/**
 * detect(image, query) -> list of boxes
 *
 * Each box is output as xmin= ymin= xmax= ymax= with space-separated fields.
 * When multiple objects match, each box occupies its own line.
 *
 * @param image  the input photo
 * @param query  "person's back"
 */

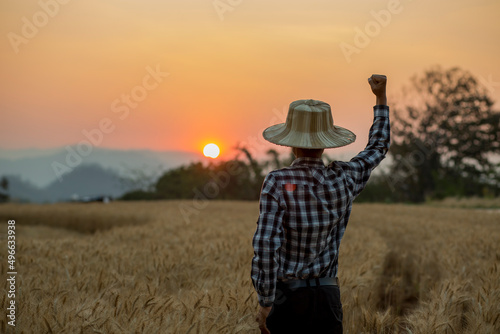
xmin=252 ymin=75 xmax=390 ymax=334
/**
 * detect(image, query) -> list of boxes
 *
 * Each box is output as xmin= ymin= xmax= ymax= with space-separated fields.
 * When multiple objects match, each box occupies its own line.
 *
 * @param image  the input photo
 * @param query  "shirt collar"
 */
xmin=290 ymin=157 xmax=325 ymax=168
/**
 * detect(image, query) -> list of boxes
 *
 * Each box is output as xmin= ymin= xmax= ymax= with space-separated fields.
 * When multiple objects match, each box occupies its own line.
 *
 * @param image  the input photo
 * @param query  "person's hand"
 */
xmin=368 ymin=74 xmax=387 ymax=96
xmin=256 ymin=305 xmax=272 ymax=334
xmin=368 ymin=74 xmax=387 ymax=105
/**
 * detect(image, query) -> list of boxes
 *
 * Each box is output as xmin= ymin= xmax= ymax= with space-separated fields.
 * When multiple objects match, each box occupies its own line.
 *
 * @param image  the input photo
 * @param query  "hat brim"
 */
xmin=263 ymin=123 xmax=356 ymax=149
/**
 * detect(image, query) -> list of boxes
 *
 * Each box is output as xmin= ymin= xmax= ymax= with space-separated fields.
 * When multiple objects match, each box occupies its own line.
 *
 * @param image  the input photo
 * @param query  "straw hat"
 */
xmin=263 ymin=99 xmax=356 ymax=149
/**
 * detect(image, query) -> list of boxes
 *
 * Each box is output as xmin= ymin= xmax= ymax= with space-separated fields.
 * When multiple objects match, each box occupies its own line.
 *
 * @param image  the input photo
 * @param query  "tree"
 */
xmin=264 ymin=148 xmax=295 ymax=171
xmin=153 ymin=158 xmax=260 ymax=201
xmin=155 ymin=162 xmax=212 ymax=199
xmin=119 ymin=165 xmax=164 ymax=193
xmin=127 ymin=147 xmax=291 ymax=201
xmin=0 ymin=176 xmax=9 ymax=203
xmin=388 ymin=66 xmax=500 ymax=201
xmin=1 ymin=177 xmax=8 ymax=191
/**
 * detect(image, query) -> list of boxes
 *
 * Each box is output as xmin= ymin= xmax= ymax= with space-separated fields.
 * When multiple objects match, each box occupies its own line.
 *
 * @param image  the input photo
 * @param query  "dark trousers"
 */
xmin=266 ymin=281 xmax=343 ymax=334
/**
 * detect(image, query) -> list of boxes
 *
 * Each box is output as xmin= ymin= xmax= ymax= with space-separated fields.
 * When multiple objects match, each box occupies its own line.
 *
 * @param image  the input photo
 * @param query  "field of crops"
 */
xmin=0 ymin=200 xmax=499 ymax=333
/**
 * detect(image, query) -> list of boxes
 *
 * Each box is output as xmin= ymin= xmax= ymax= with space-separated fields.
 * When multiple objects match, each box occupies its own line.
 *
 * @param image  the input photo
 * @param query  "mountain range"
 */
xmin=0 ymin=147 xmax=204 ymax=203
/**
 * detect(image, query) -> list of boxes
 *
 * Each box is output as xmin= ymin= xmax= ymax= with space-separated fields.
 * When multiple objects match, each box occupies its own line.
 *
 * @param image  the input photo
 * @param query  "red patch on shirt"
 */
xmin=284 ymin=183 xmax=297 ymax=192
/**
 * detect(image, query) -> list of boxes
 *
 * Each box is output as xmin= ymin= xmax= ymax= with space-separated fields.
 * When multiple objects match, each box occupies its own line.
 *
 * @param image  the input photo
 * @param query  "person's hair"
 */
xmin=293 ymin=147 xmax=324 ymax=158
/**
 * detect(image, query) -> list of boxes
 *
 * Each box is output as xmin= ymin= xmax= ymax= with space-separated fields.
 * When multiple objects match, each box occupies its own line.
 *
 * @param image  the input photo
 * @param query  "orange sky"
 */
xmin=1 ymin=0 xmax=499 ymax=160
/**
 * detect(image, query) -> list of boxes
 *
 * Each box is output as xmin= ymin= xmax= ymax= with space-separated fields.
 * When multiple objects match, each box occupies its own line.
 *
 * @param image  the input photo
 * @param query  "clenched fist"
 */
xmin=368 ymin=74 xmax=387 ymax=105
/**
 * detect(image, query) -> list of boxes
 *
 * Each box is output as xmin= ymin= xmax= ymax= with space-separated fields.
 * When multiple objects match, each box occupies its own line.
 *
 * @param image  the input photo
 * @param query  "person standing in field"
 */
xmin=251 ymin=74 xmax=390 ymax=333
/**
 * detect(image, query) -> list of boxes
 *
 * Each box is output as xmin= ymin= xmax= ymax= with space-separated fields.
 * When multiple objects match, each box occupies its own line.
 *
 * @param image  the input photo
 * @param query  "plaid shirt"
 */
xmin=251 ymin=105 xmax=390 ymax=307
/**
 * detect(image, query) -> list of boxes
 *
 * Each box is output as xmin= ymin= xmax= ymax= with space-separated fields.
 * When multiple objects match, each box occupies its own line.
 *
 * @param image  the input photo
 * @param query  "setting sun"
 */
xmin=203 ymin=143 xmax=220 ymax=159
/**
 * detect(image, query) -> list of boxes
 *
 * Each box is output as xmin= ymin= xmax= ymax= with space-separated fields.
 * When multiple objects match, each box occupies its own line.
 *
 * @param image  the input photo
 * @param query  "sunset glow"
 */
xmin=1 ymin=0 xmax=499 ymax=159
xmin=203 ymin=143 xmax=220 ymax=159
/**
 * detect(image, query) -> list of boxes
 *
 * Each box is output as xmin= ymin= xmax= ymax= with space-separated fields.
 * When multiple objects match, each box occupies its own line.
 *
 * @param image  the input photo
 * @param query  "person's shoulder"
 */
xmin=265 ymin=167 xmax=288 ymax=181
xmin=264 ymin=165 xmax=304 ymax=185
xmin=327 ymin=160 xmax=351 ymax=170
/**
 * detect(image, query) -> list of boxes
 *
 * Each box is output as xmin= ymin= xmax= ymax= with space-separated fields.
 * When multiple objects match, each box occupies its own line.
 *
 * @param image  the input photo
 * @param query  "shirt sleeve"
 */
xmin=336 ymin=105 xmax=390 ymax=197
xmin=251 ymin=173 xmax=284 ymax=307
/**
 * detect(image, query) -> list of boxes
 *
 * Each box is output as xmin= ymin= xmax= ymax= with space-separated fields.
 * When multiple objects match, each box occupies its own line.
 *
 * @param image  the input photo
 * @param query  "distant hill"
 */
xmin=44 ymin=164 xmax=129 ymax=203
xmin=3 ymin=164 xmax=132 ymax=203
xmin=0 ymin=146 xmax=204 ymax=188
xmin=0 ymin=146 xmax=205 ymax=203
xmin=0 ymin=175 xmax=45 ymax=203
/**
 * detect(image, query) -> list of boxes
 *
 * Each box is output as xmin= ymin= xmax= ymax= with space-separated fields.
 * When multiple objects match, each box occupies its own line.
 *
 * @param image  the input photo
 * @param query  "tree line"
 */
xmin=121 ymin=66 xmax=500 ymax=203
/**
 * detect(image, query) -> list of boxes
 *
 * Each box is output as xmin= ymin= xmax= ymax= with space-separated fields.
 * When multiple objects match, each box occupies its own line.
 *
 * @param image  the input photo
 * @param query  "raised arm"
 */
xmin=334 ymin=74 xmax=390 ymax=196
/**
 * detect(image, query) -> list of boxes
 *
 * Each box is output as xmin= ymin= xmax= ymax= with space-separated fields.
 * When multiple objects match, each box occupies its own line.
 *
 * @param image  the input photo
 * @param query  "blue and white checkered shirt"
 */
xmin=251 ymin=105 xmax=390 ymax=307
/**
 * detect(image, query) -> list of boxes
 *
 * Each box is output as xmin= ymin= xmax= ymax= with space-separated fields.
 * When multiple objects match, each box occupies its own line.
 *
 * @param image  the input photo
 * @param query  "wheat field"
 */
xmin=0 ymin=200 xmax=499 ymax=333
